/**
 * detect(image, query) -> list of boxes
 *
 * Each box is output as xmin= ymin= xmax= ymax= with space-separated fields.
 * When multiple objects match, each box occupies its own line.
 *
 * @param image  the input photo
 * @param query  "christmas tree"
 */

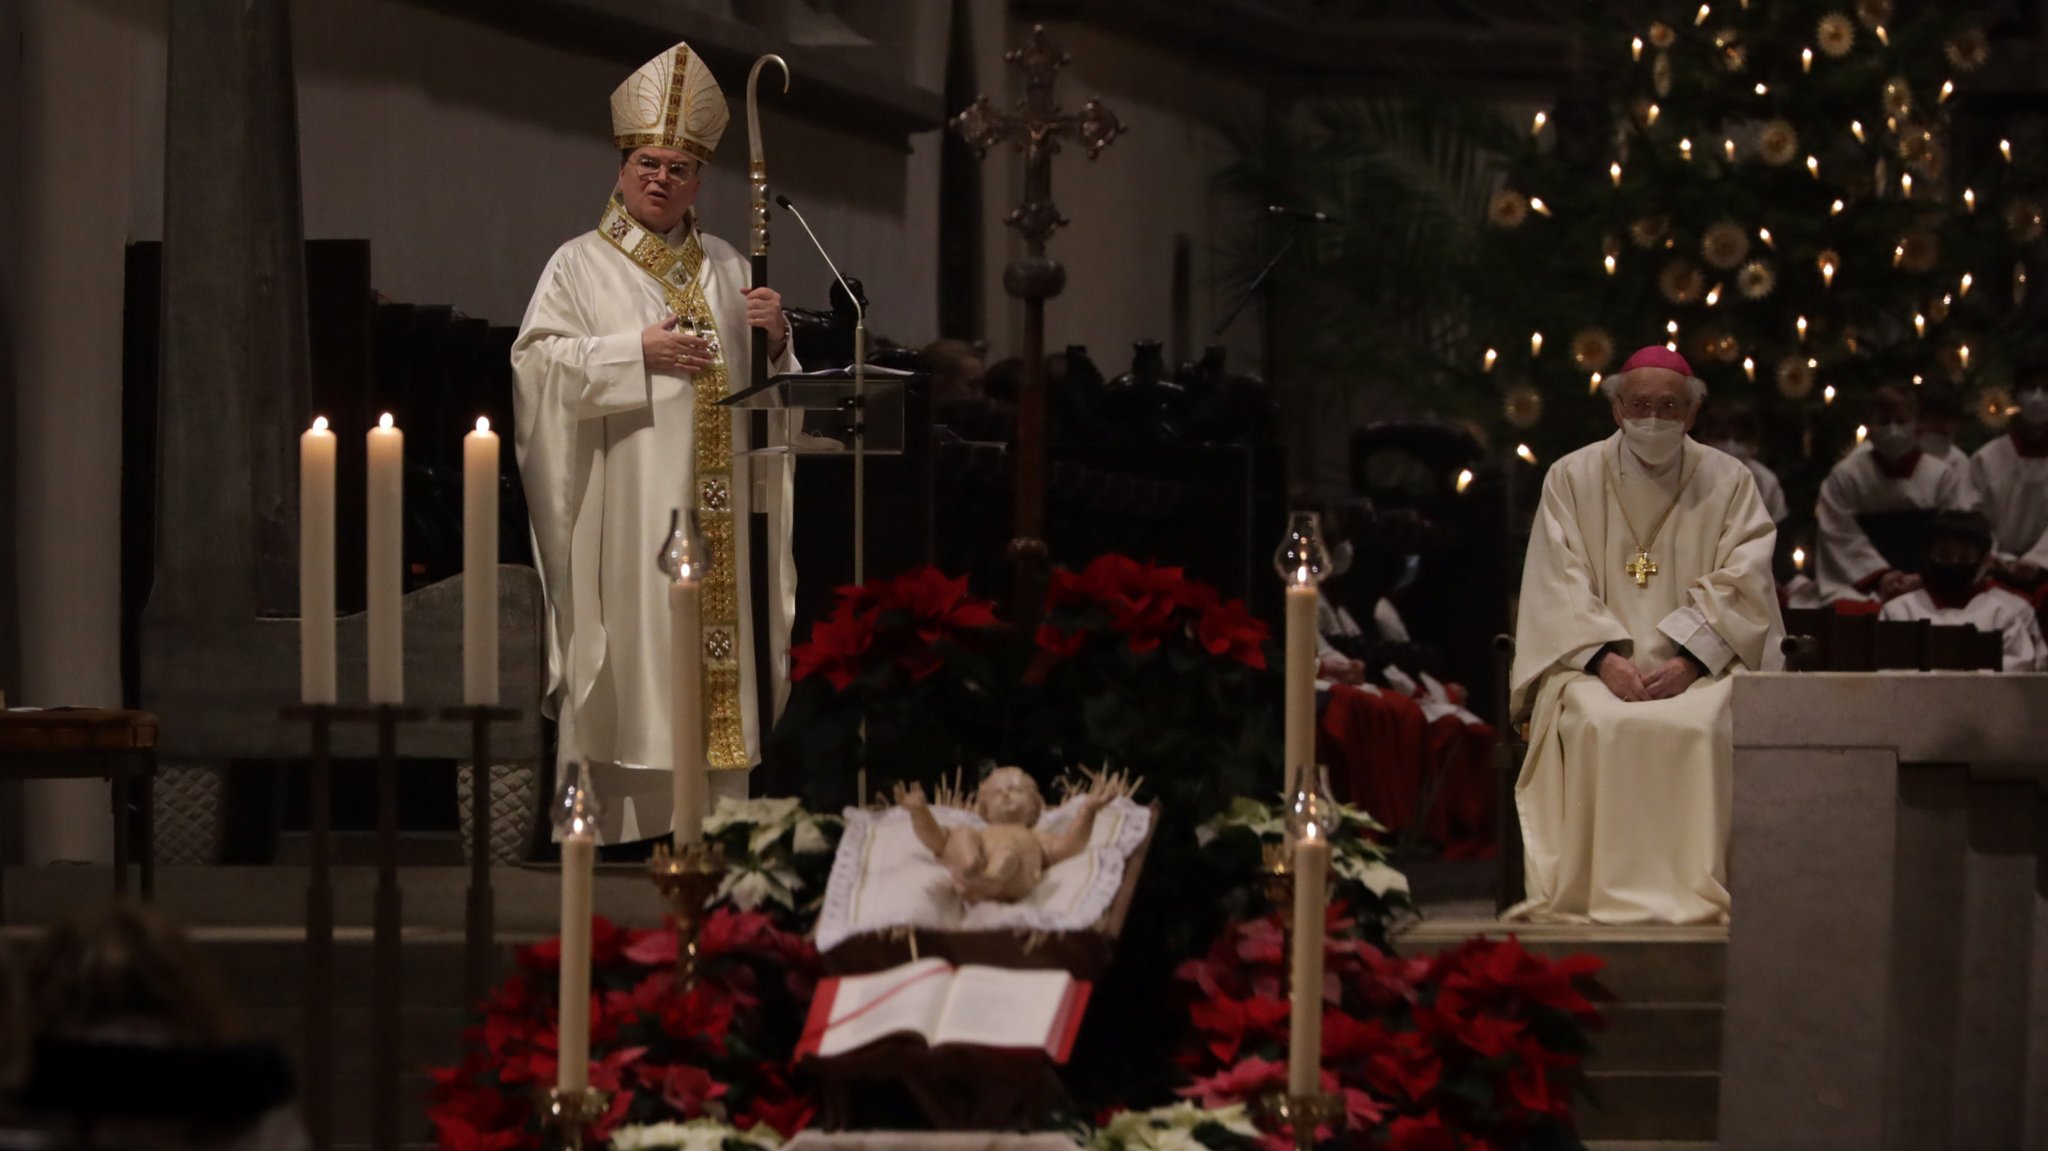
xmin=1471 ymin=0 xmax=2038 ymax=532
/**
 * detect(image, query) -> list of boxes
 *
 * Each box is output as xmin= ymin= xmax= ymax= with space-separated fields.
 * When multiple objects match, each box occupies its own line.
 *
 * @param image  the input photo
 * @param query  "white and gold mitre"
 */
xmin=610 ymin=42 xmax=729 ymax=159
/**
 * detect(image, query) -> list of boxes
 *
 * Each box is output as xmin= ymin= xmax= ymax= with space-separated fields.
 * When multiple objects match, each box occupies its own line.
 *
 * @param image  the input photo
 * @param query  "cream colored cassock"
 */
xmin=1509 ymin=435 xmax=1783 ymax=925
xmin=1879 ymin=586 xmax=2048 ymax=671
xmin=1969 ymin=433 xmax=2048 ymax=568
xmin=512 ymin=223 xmax=798 ymax=841
xmin=1815 ymin=445 xmax=1965 ymax=604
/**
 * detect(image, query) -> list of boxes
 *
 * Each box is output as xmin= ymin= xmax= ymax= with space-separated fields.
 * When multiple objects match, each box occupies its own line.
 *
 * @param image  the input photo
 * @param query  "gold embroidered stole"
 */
xmin=597 ymin=196 xmax=748 ymax=770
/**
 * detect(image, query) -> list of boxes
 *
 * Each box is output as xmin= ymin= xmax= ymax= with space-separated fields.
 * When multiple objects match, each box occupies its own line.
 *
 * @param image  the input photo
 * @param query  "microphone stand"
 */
xmin=1212 ymin=218 xmax=1312 ymax=339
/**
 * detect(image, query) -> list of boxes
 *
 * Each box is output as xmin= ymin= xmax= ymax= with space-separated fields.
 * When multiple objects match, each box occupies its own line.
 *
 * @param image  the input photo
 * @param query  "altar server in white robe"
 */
xmin=512 ymin=42 xmax=799 ymax=841
xmin=1510 ymin=347 xmax=1782 ymax=925
xmin=1969 ymin=367 xmax=2048 ymax=586
xmin=1917 ymin=383 xmax=1980 ymax=510
xmin=1879 ymin=511 xmax=2048 ymax=671
xmin=1815 ymin=384 xmax=1966 ymax=605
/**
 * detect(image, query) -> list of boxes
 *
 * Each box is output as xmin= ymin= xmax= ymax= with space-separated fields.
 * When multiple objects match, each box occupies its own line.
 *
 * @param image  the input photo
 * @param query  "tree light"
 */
xmin=1755 ymin=82 xmax=1768 ymax=96
xmin=1797 ymin=315 xmax=1808 ymax=341
xmin=1610 ymin=161 xmax=1623 ymax=187
xmin=1802 ymin=47 xmax=1814 ymax=73
xmin=1456 ymin=468 xmax=1475 ymax=493
xmin=1680 ymin=138 xmax=1693 ymax=161
xmin=1530 ymin=331 xmax=1545 ymax=356
xmin=1961 ymin=272 xmax=1974 ymax=297
xmin=1823 ymin=384 xmax=1837 ymax=404
xmin=1738 ymin=357 xmax=1754 ymax=380
xmin=1724 ymin=138 xmax=1736 ymax=161
xmin=1695 ymin=3 xmax=1711 ymax=25
xmin=1831 ymin=199 xmax=1846 ymax=216
xmin=1901 ymin=172 xmax=1913 ymax=198
xmin=1807 ymin=155 xmax=1820 ymax=179
xmin=2002 ymin=139 xmax=2014 ymax=164
xmin=1759 ymin=227 xmax=1775 ymax=249
xmin=1875 ymin=25 xmax=1888 ymax=45
xmin=1913 ymin=374 xmax=1924 ymax=386
xmin=1517 ymin=443 xmax=1539 ymax=464
xmin=1851 ymin=120 xmax=1865 ymax=143
xmin=1793 ymin=545 xmax=1806 ymax=571
xmin=1856 ymin=424 xmax=1868 ymax=444
xmin=1483 ymin=348 xmax=1498 ymax=372
xmin=1532 ymin=110 xmax=1548 ymax=136
xmin=1632 ymin=36 xmax=1644 ymax=61
xmin=1529 ymin=196 xmax=1552 ymax=216
xmin=1706 ymin=283 xmax=1723 ymax=306
xmin=1940 ymin=79 xmax=1955 ymax=104
xmin=1915 ymin=313 xmax=1926 ymax=337
xmin=1959 ymin=344 xmax=1971 ymax=369
xmin=1647 ymin=103 xmax=1662 ymax=126
xmin=1667 ymin=319 xmax=1680 ymax=336
xmin=1822 ymin=260 xmax=1836 ymax=288
xmin=1964 ymin=188 xmax=1977 ymax=212
xmin=1605 ymin=254 xmax=1618 ymax=276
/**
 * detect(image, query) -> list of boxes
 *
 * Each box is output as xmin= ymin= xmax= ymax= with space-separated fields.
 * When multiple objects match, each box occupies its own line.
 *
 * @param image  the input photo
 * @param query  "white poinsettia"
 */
xmin=1336 ymin=853 xmax=1411 ymax=898
xmin=1089 ymin=1102 xmax=1259 ymax=1151
xmin=609 ymin=1119 xmax=781 ymax=1151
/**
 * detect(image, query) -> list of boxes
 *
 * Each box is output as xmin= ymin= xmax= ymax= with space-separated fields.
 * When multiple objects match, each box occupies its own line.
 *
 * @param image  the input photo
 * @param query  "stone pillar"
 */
xmin=2026 ymin=789 xmax=2048 ymax=1151
xmin=1951 ymin=780 xmax=2039 ymax=1149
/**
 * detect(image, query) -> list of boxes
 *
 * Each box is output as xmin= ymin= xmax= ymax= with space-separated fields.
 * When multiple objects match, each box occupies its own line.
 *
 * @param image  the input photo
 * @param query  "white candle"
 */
xmin=463 ymin=418 xmax=500 ymax=705
xmin=557 ymin=812 xmax=595 ymax=1092
xmin=1288 ymin=826 xmax=1331 ymax=1096
xmin=670 ymin=574 xmax=705 ymax=845
xmin=300 ymin=417 xmax=337 ymax=704
xmin=1283 ymin=582 xmax=1318 ymax=798
xmin=366 ymin=414 xmax=405 ymax=702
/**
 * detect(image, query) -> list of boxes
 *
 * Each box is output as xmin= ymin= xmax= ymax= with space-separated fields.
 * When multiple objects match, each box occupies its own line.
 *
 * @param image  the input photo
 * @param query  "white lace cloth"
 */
xmin=814 ymin=796 xmax=1153 ymax=955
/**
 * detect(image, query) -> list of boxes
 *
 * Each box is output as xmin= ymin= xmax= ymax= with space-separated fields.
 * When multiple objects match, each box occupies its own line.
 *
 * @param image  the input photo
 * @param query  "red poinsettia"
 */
xmin=1038 ymin=553 xmax=1268 ymax=666
xmin=790 ymin=566 xmax=999 ymax=691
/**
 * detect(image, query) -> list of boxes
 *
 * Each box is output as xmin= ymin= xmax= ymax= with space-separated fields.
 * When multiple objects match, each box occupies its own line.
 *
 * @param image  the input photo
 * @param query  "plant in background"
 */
xmin=1197 ymin=795 xmax=1414 ymax=950
xmin=702 ymin=797 xmax=842 ymax=928
xmin=1086 ymin=1101 xmax=1265 ymax=1151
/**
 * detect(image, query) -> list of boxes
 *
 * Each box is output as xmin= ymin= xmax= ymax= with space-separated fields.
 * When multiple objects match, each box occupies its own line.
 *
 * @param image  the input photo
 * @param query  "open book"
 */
xmin=796 ymin=958 xmax=1091 ymax=1063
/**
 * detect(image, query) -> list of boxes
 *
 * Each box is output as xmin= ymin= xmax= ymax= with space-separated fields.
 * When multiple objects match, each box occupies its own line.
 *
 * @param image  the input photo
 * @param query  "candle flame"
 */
xmin=1802 ymin=47 xmax=1813 ymax=72
xmin=312 ymin=415 xmax=329 ymax=433
xmin=1529 ymin=196 xmax=1550 ymax=216
xmin=1667 ymin=319 xmax=1680 ymax=335
xmin=378 ymin=412 xmax=394 ymax=430
xmin=1901 ymin=173 xmax=1913 ymax=197
xmin=1516 ymin=444 xmax=1537 ymax=465
xmin=1632 ymin=36 xmax=1644 ymax=61
xmin=1874 ymin=24 xmax=1887 ymax=45
xmin=1532 ymin=110 xmax=1547 ymax=135
xmin=1793 ymin=545 xmax=1806 ymax=570
xmin=1483 ymin=348 xmax=1498 ymax=372
xmin=1823 ymin=383 xmax=1836 ymax=405
xmin=1831 ymin=199 xmax=1845 ymax=216
xmin=1589 ymin=372 xmax=1603 ymax=393
xmin=1694 ymin=3 xmax=1709 ymax=24
xmin=1455 ymin=468 xmax=1475 ymax=493
xmin=1647 ymin=103 xmax=1661 ymax=126
xmin=1915 ymin=313 xmax=1926 ymax=336
xmin=1530 ymin=331 xmax=1544 ymax=355
xmin=476 ymin=416 xmax=491 ymax=433
xmin=1856 ymin=424 xmax=1868 ymax=444
xmin=1680 ymin=138 xmax=1693 ymax=160
xmin=1724 ymin=138 xmax=1736 ymax=161
xmin=1913 ymin=374 xmax=1924 ymax=386
xmin=1940 ymin=79 xmax=1954 ymax=103
xmin=1610 ymin=162 xmax=1623 ymax=186
xmin=1807 ymin=155 xmax=1820 ymax=178
xmin=1759 ymin=228 xmax=1775 ymax=248
xmin=2002 ymin=139 xmax=2014 ymax=163
xmin=1965 ymin=188 xmax=1976 ymax=212
xmin=1706 ymin=283 xmax=1722 ymax=306
xmin=1294 ymin=563 xmax=1311 ymax=587
xmin=1797 ymin=316 xmax=1808 ymax=339
xmin=1605 ymin=254 xmax=1618 ymax=276
xmin=1755 ymin=82 xmax=1768 ymax=96
xmin=1961 ymin=272 xmax=1974 ymax=296
xmin=1743 ymin=357 xmax=1755 ymax=380
xmin=1851 ymin=120 xmax=1865 ymax=143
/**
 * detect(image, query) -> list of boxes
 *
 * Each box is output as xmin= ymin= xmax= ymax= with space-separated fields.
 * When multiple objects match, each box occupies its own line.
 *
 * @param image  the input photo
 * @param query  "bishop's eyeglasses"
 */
xmin=1617 ymin=396 xmax=1689 ymax=419
xmin=632 ymin=155 xmax=699 ymax=183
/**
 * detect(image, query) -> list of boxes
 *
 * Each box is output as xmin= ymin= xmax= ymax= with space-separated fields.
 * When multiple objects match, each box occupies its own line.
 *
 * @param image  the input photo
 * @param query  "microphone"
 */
xmin=775 ymin=193 xmax=871 ymax=582
xmin=776 ymin=194 xmax=863 ymax=330
xmin=1267 ymin=204 xmax=1341 ymax=224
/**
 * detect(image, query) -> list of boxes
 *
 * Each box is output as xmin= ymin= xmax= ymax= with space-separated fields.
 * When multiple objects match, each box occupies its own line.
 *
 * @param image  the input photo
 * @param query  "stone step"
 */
xmin=1595 ymin=1004 xmax=1722 ymax=1075
xmin=1578 ymin=1072 xmax=1719 ymax=1142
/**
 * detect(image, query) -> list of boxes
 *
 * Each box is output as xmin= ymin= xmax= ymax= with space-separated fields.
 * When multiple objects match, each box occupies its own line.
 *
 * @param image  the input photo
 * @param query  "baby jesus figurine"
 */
xmin=894 ymin=768 xmax=1112 ymax=904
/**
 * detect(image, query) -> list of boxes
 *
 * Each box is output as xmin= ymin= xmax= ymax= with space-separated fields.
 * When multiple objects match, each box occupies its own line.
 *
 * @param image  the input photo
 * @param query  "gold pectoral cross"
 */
xmin=1626 ymin=550 xmax=1659 ymax=587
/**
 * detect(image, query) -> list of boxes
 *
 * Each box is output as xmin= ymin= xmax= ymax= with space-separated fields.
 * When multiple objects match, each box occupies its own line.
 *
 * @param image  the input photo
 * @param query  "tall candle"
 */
xmin=463 ymin=418 xmax=500 ymax=705
xmin=366 ymin=413 xmax=405 ymax=702
xmin=300 ymin=417 xmax=337 ymax=704
xmin=1288 ymin=826 xmax=1331 ymax=1096
xmin=670 ymin=574 xmax=705 ymax=845
xmin=557 ymin=813 xmax=595 ymax=1092
xmin=1283 ymin=582 xmax=1318 ymax=799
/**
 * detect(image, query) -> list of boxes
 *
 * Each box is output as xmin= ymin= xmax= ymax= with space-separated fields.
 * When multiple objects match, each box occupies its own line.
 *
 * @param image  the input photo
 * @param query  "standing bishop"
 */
xmin=513 ymin=43 xmax=799 ymax=842
xmin=1509 ymin=347 xmax=1783 ymax=925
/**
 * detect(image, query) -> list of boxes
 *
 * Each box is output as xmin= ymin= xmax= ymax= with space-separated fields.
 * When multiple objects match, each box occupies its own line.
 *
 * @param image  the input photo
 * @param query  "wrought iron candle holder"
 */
xmin=539 ymin=1086 xmax=608 ymax=1151
xmin=647 ymin=840 xmax=727 ymax=985
xmin=1255 ymin=1090 xmax=1345 ymax=1151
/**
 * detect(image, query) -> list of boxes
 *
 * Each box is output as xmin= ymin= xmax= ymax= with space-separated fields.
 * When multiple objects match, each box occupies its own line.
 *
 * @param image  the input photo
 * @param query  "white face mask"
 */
xmin=1919 ymin=431 xmax=1954 ymax=458
xmin=1869 ymin=421 xmax=1918 ymax=461
xmin=1623 ymin=417 xmax=1687 ymax=466
xmin=2019 ymin=389 xmax=2048 ymax=427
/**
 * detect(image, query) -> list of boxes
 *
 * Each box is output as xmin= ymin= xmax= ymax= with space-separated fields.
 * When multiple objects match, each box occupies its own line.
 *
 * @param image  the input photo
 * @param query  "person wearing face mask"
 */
xmin=1694 ymin=403 xmax=1788 ymax=523
xmin=1878 ymin=511 xmax=2046 ymax=670
xmin=1968 ymin=359 xmax=2048 ymax=594
xmin=1814 ymin=385 xmax=1967 ymax=605
xmin=1917 ymin=384 xmax=1980 ymax=509
xmin=1507 ymin=346 xmax=1783 ymax=925
xmin=513 ymin=43 xmax=799 ymax=844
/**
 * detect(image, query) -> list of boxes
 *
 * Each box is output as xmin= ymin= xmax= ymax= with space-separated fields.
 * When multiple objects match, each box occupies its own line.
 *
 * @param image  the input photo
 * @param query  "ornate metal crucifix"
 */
xmin=952 ymin=24 xmax=1124 ymax=614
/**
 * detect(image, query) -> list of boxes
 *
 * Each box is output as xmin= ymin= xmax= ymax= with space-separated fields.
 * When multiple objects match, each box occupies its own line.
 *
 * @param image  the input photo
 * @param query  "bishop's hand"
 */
xmin=1641 ymin=656 xmax=1701 ymax=700
xmin=643 ymin=315 xmax=715 ymax=375
xmin=1596 ymin=650 xmax=1650 ymax=702
xmin=743 ymin=287 xmax=789 ymax=354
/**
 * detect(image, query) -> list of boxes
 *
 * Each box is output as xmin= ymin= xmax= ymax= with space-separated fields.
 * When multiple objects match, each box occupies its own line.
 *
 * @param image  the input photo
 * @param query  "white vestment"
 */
xmin=1969 ymin=434 xmax=2048 ymax=569
xmin=1933 ymin=444 xmax=1980 ymax=510
xmin=512 ymin=219 xmax=798 ymax=839
xmin=1735 ymin=453 xmax=1789 ymax=524
xmin=1815 ymin=445 xmax=1964 ymax=603
xmin=1879 ymin=586 xmax=2048 ymax=671
xmin=1509 ymin=433 xmax=1783 ymax=925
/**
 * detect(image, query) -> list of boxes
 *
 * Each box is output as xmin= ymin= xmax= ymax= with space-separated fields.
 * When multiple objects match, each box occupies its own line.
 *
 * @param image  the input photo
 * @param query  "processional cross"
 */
xmin=952 ymin=25 xmax=1124 ymax=614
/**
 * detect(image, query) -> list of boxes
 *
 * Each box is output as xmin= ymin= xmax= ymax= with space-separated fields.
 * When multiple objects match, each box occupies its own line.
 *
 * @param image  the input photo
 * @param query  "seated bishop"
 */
xmin=1509 ymin=347 xmax=1784 ymax=925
